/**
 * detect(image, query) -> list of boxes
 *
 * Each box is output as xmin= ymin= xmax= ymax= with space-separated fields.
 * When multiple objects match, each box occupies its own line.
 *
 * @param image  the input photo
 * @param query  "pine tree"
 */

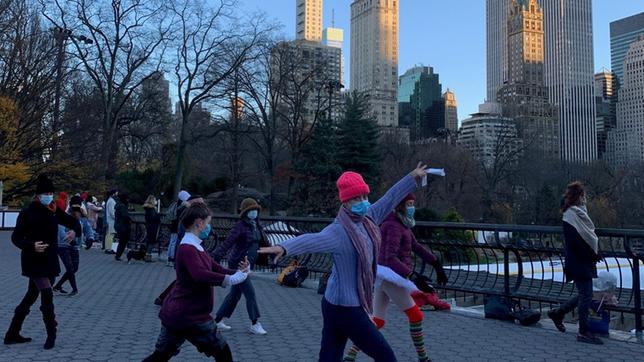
xmin=336 ymin=91 xmax=381 ymax=189
xmin=294 ymin=116 xmax=342 ymax=215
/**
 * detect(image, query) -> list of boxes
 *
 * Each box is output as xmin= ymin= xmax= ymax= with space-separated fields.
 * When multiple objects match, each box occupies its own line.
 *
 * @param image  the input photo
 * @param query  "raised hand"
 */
xmin=410 ymin=162 xmax=428 ymax=181
xmin=238 ymin=256 xmax=250 ymax=273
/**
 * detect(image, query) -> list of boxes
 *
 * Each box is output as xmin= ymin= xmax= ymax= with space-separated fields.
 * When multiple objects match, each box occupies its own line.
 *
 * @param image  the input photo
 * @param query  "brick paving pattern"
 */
xmin=1 ymin=232 xmax=642 ymax=361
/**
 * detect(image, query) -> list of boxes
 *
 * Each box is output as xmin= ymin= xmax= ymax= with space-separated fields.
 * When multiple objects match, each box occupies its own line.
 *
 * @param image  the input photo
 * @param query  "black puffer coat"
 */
xmin=11 ymin=201 xmax=81 ymax=278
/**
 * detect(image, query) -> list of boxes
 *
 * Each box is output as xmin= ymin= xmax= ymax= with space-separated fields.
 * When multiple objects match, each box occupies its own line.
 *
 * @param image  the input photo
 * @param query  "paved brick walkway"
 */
xmin=1 ymin=231 xmax=642 ymax=361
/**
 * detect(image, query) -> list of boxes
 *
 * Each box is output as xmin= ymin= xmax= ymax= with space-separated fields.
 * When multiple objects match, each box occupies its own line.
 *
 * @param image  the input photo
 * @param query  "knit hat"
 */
xmin=239 ymin=198 xmax=261 ymax=216
xmin=398 ymin=193 xmax=416 ymax=206
xmin=35 ymin=174 xmax=55 ymax=194
xmin=81 ymin=192 xmax=89 ymax=201
xmin=69 ymin=195 xmax=83 ymax=208
xmin=336 ymin=171 xmax=370 ymax=203
xmin=178 ymin=190 xmax=191 ymax=202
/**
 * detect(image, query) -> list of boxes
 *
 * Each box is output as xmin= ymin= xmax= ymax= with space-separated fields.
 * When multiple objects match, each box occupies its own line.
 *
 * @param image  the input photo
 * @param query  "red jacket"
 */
xmin=378 ymin=213 xmax=437 ymax=277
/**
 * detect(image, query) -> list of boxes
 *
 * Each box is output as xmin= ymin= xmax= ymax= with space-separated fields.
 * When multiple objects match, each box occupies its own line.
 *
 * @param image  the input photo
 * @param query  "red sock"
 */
xmin=373 ymin=317 xmax=385 ymax=330
xmin=404 ymin=305 xmax=424 ymax=323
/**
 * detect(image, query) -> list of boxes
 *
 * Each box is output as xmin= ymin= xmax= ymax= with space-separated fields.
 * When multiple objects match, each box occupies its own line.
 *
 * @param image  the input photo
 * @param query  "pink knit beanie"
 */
xmin=336 ymin=172 xmax=370 ymax=202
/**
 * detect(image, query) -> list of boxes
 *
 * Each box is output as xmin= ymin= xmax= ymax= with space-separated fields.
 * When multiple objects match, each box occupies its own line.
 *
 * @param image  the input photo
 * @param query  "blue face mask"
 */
xmin=350 ymin=200 xmax=371 ymax=216
xmin=247 ymin=210 xmax=258 ymax=220
xmin=39 ymin=194 xmax=54 ymax=206
xmin=406 ymin=206 xmax=415 ymax=218
xmin=199 ymin=224 xmax=212 ymax=240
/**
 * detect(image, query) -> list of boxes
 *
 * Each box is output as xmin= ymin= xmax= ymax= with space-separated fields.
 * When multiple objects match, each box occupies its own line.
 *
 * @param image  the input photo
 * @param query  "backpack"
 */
xmin=484 ymin=295 xmax=541 ymax=326
xmin=165 ymin=201 xmax=179 ymax=223
xmin=277 ymin=260 xmax=309 ymax=288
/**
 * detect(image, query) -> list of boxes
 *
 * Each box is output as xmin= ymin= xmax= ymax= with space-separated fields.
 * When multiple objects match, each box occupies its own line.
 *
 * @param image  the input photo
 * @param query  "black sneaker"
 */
xmin=115 ymin=256 xmax=122 ymax=261
xmin=53 ymin=286 xmax=67 ymax=295
xmin=547 ymin=310 xmax=566 ymax=333
xmin=68 ymin=290 xmax=78 ymax=297
xmin=577 ymin=332 xmax=603 ymax=344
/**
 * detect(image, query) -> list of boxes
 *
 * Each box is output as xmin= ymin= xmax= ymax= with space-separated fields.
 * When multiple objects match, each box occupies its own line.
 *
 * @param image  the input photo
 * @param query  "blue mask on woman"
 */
xmin=247 ymin=210 xmax=258 ymax=220
xmin=39 ymin=194 xmax=54 ymax=206
xmin=199 ymin=224 xmax=212 ymax=240
xmin=351 ymin=200 xmax=371 ymax=217
xmin=406 ymin=206 xmax=415 ymax=218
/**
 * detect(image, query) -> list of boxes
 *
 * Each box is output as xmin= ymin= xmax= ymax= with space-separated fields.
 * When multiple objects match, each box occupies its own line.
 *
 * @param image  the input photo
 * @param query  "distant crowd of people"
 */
xmin=4 ymin=168 xmax=606 ymax=360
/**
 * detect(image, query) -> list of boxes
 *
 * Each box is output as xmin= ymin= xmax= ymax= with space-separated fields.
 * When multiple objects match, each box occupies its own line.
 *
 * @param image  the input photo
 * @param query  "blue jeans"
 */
xmin=215 ymin=278 xmax=260 ymax=322
xmin=559 ymin=278 xmax=593 ymax=334
xmin=55 ymin=248 xmax=79 ymax=291
xmin=168 ymin=233 xmax=178 ymax=262
xmin=320 ymin=298 xmax=397 ymax=362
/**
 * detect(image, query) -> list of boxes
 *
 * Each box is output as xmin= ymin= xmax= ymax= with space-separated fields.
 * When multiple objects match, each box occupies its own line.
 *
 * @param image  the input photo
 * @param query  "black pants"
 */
xmin=319 ymin=298 xmax=397 ymax=362
xmin=558 ymin=279 xmax=593 ymax=334
xmin=215 ymin=278 xmax=260 ymax=322
xmin=144 ymin=320 xmax=232 ymax=361
xmin=55 ymin=248 xmax=79 ymax=291
xmin=116 ymin=231 xmax=129 ymax=258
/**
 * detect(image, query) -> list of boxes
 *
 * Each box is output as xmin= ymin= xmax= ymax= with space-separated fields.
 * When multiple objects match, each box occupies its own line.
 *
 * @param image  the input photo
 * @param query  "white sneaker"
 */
xmin=216 ymin=321 xmax=232 ymax=331
xmin=249 ymin=322 xmax=267 ymax=335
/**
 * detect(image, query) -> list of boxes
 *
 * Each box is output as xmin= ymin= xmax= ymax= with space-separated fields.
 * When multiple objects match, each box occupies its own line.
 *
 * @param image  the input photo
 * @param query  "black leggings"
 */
xmin=116 ymin=231 xmax=129 ymax=258
xmin=15 ymin=278 xmax=55 ymax=320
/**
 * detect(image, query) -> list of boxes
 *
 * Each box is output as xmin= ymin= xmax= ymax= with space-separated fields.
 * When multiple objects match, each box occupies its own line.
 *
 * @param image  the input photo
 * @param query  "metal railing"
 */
xmin=4 ymin=209 xmax=642 ymax=332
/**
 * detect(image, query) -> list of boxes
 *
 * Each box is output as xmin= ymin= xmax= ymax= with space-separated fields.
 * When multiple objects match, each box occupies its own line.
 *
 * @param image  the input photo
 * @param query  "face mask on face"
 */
xmin=247 ymin=210 xmax=258 ymax=220
xmin=39 ymin=194 xmax=54 ymax=206
xmin=406 ymin=206 xmax=415 ymax=218
xmin=350 ymin=200 xmax=371 ymax=217
xmin=199 ymin=223 xmax=212 ymax=240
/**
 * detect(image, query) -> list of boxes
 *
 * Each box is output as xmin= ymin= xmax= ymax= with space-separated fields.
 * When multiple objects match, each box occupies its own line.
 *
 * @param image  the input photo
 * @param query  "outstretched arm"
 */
xmin=259 ymin=224 xmax=340 ymax=264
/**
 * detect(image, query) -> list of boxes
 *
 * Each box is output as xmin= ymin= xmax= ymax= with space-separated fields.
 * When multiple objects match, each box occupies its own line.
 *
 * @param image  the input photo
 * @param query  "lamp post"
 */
xmin=52 ymin=27 xmax=93 ymax=156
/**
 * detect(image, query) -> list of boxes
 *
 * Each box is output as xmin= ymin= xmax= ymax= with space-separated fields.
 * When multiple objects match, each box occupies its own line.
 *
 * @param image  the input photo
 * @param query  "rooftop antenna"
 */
xmin=332 ymin=8 xmax=335 ymax=28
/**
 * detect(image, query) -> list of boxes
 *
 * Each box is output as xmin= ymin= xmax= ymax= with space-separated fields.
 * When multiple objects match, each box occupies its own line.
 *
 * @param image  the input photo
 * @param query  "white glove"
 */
xmin=228 ymin=270 xmax=248 ymax=286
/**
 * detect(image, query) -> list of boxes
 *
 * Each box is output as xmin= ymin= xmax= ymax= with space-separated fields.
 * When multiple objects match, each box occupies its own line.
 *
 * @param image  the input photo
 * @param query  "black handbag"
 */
xmin=484 ymin=295 xmax=514 ymax=321
xmin=510 ymin=305 xmax=541 ymax=326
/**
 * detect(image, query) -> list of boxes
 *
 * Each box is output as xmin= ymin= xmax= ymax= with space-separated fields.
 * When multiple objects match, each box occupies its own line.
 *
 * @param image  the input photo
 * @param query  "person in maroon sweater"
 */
xmin=143 ymin=203 xmax=249 ymax=362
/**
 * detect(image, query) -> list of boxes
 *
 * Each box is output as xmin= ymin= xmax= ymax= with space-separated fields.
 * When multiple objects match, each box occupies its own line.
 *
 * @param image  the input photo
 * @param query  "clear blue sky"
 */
xmin=240 ymin=0 xmax=644 ymax=120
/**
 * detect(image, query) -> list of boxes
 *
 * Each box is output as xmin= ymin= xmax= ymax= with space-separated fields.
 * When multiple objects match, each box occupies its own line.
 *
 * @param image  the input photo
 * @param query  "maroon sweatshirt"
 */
xmin=379 ymin=213 xmax=437 ymax=277
xmin=160 ymin=241 xmax=235 ymax=330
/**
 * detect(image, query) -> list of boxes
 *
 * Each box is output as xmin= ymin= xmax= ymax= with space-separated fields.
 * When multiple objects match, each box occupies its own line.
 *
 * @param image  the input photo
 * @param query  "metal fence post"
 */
xmin=633 ymin=255 xmax=642 ymax=334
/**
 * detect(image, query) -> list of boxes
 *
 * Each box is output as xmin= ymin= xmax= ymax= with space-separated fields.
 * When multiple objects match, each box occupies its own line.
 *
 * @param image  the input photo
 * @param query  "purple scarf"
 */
xmin=337 ymin=207 xmax=382 ymax=314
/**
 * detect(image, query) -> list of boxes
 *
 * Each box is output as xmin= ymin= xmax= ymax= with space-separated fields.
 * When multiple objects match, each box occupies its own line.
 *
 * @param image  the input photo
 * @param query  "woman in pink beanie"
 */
xmin=260 ymin=163 xmax=427 ymax=362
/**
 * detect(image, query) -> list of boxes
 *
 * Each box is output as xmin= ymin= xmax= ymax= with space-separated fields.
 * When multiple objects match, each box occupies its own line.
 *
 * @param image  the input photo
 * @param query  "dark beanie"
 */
xmin=35 ymin=174 xmax=55 ymax=194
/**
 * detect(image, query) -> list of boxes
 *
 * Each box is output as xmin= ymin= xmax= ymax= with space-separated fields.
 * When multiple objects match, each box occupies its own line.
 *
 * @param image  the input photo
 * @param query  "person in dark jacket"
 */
xmin=548 ymin=181 xmax=603 ymax=345
xmin=4 ymin=175 xmax=81 ymax=350
xmin=344 ymin=193 xmax=448 ymax=362
xmin=143 ymin=203 xmax=249 ymax=362
xmin=211 ymin=198 xmax=269 ymax=335
xmin=114 ymin=193 xmax=132 ymax=261
xmin=144 ymin=195 xmax=161 ymax=259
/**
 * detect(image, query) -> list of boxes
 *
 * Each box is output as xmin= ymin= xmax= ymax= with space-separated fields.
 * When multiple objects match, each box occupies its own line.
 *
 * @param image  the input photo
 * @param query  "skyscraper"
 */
xmin=594 ymin=70 xmax=616 ymax=159
xmin=398 ymin=66 xmax=443 ymax=140
xmin=443 ymin=89 xmax=459 ymax=132
xmin=322 ymin=27 xmax=345 ymax=85
xmin=350 ymin=0 xmax=399 ymax=127
xmin=497 ymin=0 xmax=558 ymax=157
xmin=610 ymin=12 xmax=644 ymax=85
xmin=606 ymin=36 xmax=644 ymax=167
xmin=540 ymin=0 xmax=597 ymax=162
xmin=296 ymin=0 xmax=323 ymax=42
xmin=486 ymin=0 xmax=509 ymax=101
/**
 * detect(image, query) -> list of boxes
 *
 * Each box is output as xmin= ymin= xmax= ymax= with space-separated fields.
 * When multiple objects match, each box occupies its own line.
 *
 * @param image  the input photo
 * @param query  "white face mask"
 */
xmin=247 ymin=210 xmax=258 ymax=220
xmin=39 ymin=194 xmax=54 ymax=206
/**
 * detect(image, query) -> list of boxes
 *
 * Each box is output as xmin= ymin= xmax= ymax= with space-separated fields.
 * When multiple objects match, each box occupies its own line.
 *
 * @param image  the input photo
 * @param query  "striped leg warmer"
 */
xmin=405 ymin=305 xmax=429 ymax=362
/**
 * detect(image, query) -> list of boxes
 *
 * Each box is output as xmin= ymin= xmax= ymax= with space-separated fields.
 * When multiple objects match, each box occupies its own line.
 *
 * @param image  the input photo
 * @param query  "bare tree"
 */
xmin=43 ymin=0 xmax=171 ymax=182
xmin=168 ymin=0 xmax=268 ymax=198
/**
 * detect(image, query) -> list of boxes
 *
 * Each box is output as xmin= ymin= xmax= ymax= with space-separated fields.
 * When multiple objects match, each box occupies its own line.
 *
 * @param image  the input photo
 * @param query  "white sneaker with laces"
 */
xmin=216 ymin=321 xmax=232 ymax=331
xmin=249 ymin=322 xmax=267 ymax=335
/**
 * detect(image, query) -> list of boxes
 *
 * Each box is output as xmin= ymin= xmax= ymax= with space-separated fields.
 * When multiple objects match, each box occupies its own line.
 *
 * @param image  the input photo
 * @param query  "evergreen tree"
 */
xmin=294 ymin=116 xmax=342 ymax=215
xmin=336 ymin=91 xmax=381 ymax=189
